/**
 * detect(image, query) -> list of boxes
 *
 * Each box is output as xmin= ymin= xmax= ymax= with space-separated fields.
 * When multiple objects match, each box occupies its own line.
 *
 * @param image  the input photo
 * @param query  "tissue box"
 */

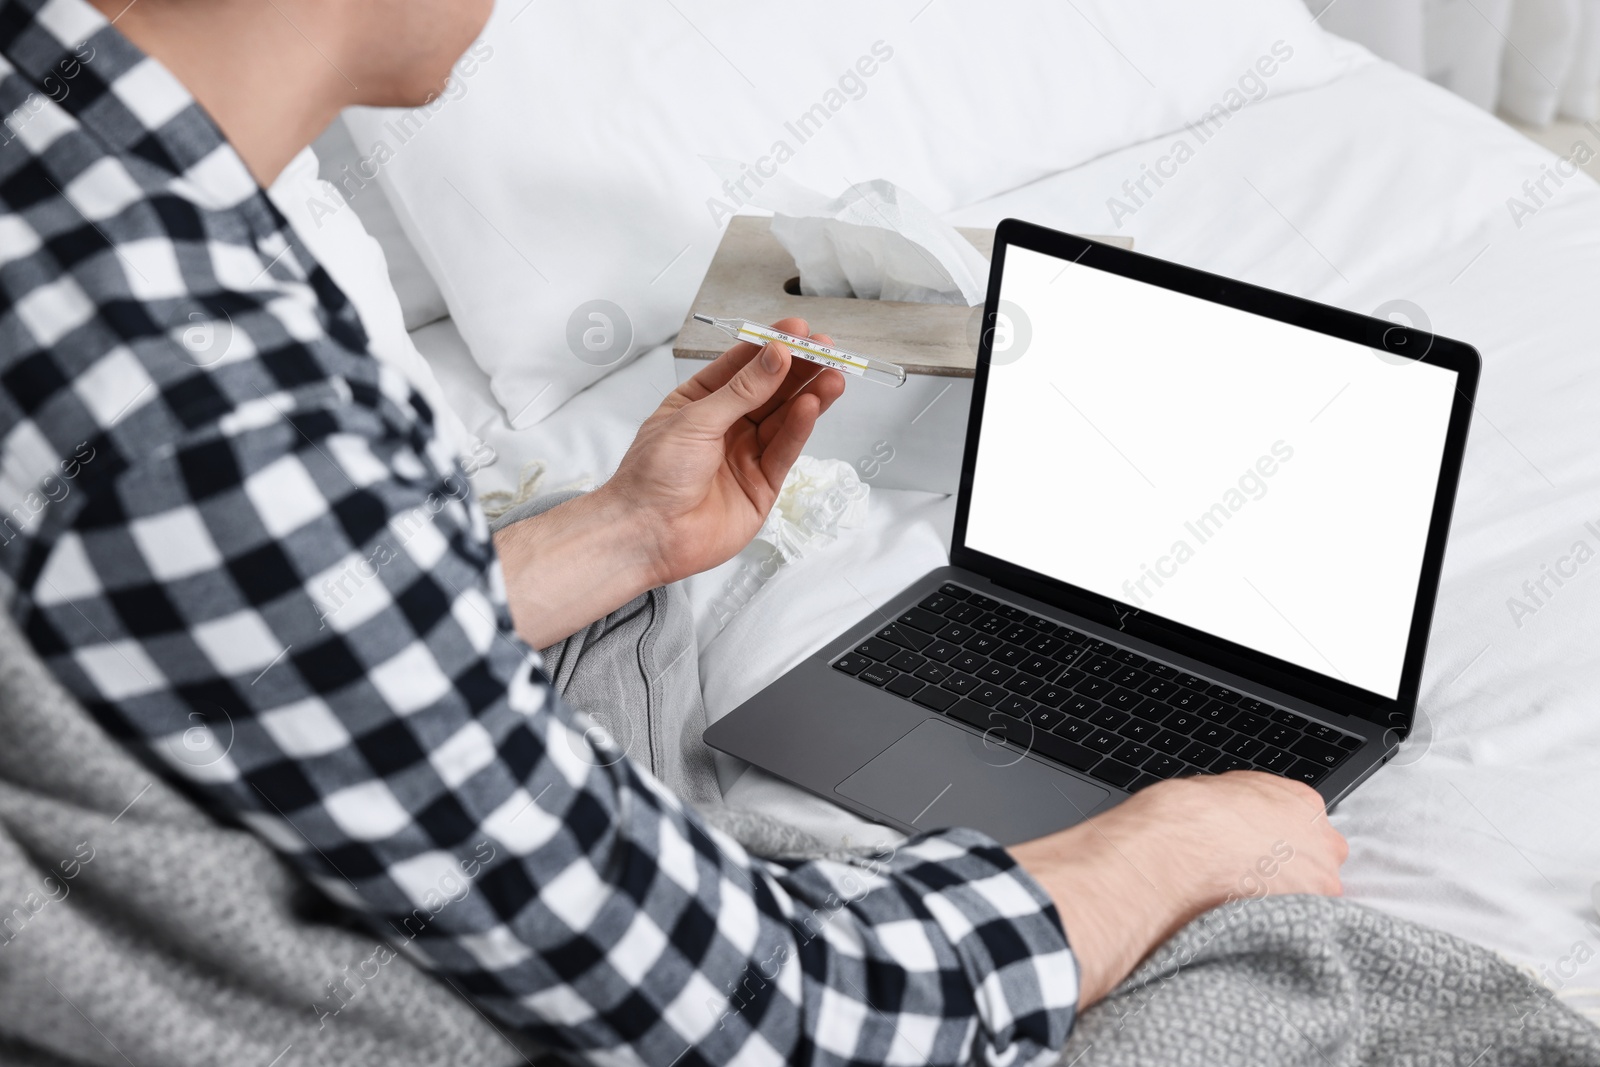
xmin=674 ymin=217 xmax=1131 ymax=494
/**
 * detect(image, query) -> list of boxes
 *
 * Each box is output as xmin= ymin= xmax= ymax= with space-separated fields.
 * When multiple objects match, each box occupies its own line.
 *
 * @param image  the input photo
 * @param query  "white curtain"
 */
xmin=1307 ymin=0 xmax=1600 ymax=125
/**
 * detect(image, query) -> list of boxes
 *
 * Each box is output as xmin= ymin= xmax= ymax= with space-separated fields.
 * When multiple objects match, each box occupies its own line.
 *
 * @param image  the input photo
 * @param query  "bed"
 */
xmin=317 ymin=20 xmax=1600 ymax=1017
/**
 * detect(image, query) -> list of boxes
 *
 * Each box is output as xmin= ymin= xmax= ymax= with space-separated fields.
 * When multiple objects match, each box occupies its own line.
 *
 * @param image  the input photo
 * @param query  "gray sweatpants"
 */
xmin=490 ymin=491 xmax=722 ymax=810
xmin=491 ymin=493 xmax=851 ymax=861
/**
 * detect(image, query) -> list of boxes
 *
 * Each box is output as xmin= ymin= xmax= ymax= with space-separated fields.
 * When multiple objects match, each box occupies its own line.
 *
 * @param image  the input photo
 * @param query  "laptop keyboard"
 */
xmin=832 ymin=582 xmax=1364 ymax=794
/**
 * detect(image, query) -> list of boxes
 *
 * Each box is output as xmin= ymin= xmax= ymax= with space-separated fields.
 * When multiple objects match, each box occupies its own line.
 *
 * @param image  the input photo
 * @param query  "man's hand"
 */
xmin=608 ymin=317 xmax=847 ymax=587
xmin=1009 ymin=772 xmax=1348 ymax=1009
xmin=494 ymin=319 xmax=845 ymax=648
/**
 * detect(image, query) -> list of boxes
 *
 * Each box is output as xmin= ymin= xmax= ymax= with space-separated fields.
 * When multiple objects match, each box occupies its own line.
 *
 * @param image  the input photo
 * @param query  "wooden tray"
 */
xmin=673 ymin=216 xmax=1132 ymax=378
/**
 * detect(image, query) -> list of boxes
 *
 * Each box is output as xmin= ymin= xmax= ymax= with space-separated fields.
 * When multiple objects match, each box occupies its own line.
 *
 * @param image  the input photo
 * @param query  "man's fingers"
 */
xmin=758 ymin=392 xmax=824 ymax=488
xmin=680 ymin=317 xmax=810 ymax=401
xmin=686 ymin=337 xmax=793 ymax=433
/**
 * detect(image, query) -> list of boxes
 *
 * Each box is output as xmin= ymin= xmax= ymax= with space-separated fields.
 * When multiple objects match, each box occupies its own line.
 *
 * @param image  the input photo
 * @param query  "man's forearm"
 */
xmin=493 ymin=487 xmax=663 ymax=648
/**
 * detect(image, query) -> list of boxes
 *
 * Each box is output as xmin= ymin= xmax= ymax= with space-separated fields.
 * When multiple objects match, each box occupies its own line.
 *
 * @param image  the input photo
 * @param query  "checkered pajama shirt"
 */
xmin=0 ymin=0 xmax=1079 ymax=1062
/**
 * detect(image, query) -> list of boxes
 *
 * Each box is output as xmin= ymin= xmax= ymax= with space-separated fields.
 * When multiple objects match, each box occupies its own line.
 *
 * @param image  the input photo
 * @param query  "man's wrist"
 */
xmin=492 ymin=486 xmax=663 ymax=647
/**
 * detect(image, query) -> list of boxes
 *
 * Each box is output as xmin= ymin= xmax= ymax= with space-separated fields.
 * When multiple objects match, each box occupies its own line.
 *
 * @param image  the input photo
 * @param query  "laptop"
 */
xmin=704 ymin=218 xmax=1480 ymax=845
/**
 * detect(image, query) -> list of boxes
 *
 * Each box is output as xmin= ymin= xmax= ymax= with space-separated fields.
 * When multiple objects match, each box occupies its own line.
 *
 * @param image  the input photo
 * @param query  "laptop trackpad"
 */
xmin=836 ymin=720 xmax=1112 ymax=846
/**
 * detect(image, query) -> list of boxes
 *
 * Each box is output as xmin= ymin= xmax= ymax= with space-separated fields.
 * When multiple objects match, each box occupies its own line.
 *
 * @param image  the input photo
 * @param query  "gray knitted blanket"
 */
xmin=1061 ymin=893 xmax=1600 ymax=1066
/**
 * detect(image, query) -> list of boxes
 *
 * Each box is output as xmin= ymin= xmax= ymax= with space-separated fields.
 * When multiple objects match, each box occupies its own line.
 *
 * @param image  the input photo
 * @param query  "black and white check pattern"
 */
xmin=0 ymin=1 xmax=1079 ymax=1061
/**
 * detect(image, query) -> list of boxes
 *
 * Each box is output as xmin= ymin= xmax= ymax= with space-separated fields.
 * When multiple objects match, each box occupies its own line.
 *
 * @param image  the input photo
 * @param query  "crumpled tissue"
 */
xmin=755 ymin=456 xmax=870 ymax=563
xmin=704 ymin=160 xmax=988 ymax=306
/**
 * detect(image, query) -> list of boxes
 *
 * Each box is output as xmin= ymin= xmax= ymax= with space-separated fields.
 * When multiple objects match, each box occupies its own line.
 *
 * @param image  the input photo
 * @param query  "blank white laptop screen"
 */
xmin=965 ymin=246 xmax=1459 ymax=700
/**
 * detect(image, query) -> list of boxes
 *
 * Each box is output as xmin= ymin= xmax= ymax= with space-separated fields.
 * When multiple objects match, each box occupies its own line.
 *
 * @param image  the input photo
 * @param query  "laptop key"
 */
xmin=886 ymin=674 xmax=924 ymax=698
xmin=1255 ymin=746 xmax=1297 ymax=773
xmin=1229 ymin=711 xmax=1269 ymax=736
xmin=1075 ymin=677 xmax=1116 ymax=700
xmin=1055 ymin=717 xmax=1094 ymax=743
xmin=1026 ymin=635 xmax=1066 ymax=657
xmin=1286 ymin=759 xmax=1328 ymax=786
xmin=1000 ymin=624 xmax=1035 ymax=644
xmin=1023 ymin=706 xmax=1064 ymax=731
xmin=1085 ymin=728 xmax=1122 ymax=755
xmin=1223 ymin=735 xmax=1265 ymax=760
xmin=888 ymin=650 xmax=925 ymax=673
xmin=1063 ymin=695 xmax=1100 ymax=718
xmin=1080 ymin=654 xmax=1117 ymax=678
xmin=1109 ymin=666 xmax=1148 ymax=689
xmin=832 ymin=655 xmax=870 ymax=676
xmin=1034 ymin=684 xmax=1071 ymax=708
xmin=859 ymin=664 xmax=898 ymax=687
xmin=1175 ymin=672 xmax=1208 ymax=690
xmin=1143 ymin=754 xmax=1188 ymax=779
xmin=1114 ymin=739 xmax=1155 ymax=766
xmin=913 ymin=686 xmax=959 ymax=712
xmin=997 ymin=695 xmax=1036 ymax=718
xmin=1259 ymin=724 xmax=1298 ymax=748
xmin=938 ymin=583 xmax=970 ymax=600
xmin=1092 ymin=759 xmax=1141 ymax=789
xmin=922 ymin=641 xmax=961 ymax=663
xmin=1144 ymin=662 xmax=1176 ymax=679
xmin=977 ymin=663 xmax=1015 ymax=685
xmin=1132 ymin=698 xmax=1172 ymax=722
xmin=1336 ymin=734 xmax=1364 ymax=751
xmin=877 ymin=624 xmax=931 ymax=652
xmin=918 ymin=593 xmax=956 ymax=614
xmin=1164 ymin=711 xmax=1202 ymax=735
xmin=941 ymin=673 xmax=978 ymax=695
xmin=972 ymin=684 xmax=1006 ymax=706
xmin=1179 ymin=740 xmax=1221 ymax=766
xmin=1006 ymin=673 xmax=1044 ymax=696
xmin=1193 ymin=723 xmax=1232 ymax=747
xmin=1103 ymin=687 xmax=1142 ymax=712
xmin=1087 ymin=707 xmax=1131 ymax=731
xmin=1269 ymin=708 xmax=1303 ymax=726
xmin=1119 ymin=718 xmax=1161 ymax=743
xmin=995 ymin=605 xmax=1028 ymax=621
xmin=1166 ymin=689 xmax=1206 ymax=712
xmin=1151 ymin=730 xmax=1189 ymax=755
xmin=993 ymin=645 xmax=1028 ymax=666
xmin=967 ymin=595 xmax=999 ymax=610
xmin=946 ymin=603 xmax=983 ymax=624
xmin=914 ymin=662 xmax=953 ymax=684
xmin=856 ymin=637 xmax=898 ymax=661
xmin=952 ymin=653 xmax=986 ymax=674
xmin=1205 ymin=685 xmax=1242 ymax=704
xmin=1306 ymin=723 xmax=1340 ymax=743
xmin=1137 ymin=678 xmax=1181 ymax=701
xmin=1211 ymin=755 xmax=1253 ymax=773
xmin=1058 ymin=628 xmax=1088 ymax=646
xmin=1197 ymin=700 xmax=1239 ymax=726
xmin=1289 ymin=736 xmax=1346 ymax=767
xmin=1018 ymin=654 xmax=1057 ymax=678
xmin=976 ymin=614 xmax=1007 ymax=634
xmin=900 ymin=608 xmax=948 ymax=634
xmin=964 ymin=634 xmax=1002 ymax=655
xmin=937 ymin=623 xmax=976 ymax=644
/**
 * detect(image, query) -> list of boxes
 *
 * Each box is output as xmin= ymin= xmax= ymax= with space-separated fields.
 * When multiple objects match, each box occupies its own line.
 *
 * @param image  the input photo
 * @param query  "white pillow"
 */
xmin=267 ymin=146 xmax=484 ymax=463
xmin=311 ymin=121 xmax=451 ymax=332
xmin=344 ymin=1 xmax=1353 ymax=428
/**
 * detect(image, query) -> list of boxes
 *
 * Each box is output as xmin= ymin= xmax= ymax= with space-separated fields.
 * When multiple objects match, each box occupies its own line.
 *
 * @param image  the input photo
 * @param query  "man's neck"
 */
xmin=88 ymin=0 xmax=354 ymax=187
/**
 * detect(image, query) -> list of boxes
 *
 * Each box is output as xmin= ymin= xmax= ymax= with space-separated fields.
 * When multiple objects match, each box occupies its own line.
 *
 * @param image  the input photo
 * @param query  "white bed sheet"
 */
xmin=415 ymin=58 xmax=1600 ymax=999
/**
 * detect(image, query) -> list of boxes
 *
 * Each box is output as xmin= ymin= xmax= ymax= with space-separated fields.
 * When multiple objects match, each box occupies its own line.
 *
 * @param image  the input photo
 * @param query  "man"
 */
xmin=0 ymin=0 xmax=1347 ymax=1062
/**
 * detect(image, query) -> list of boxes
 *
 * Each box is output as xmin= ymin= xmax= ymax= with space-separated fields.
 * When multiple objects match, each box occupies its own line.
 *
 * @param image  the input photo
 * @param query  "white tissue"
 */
xmin=705 ymin=162 xmax=988 ymax=306
xmin=755 ymin=456 xmax=870 ymax=563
